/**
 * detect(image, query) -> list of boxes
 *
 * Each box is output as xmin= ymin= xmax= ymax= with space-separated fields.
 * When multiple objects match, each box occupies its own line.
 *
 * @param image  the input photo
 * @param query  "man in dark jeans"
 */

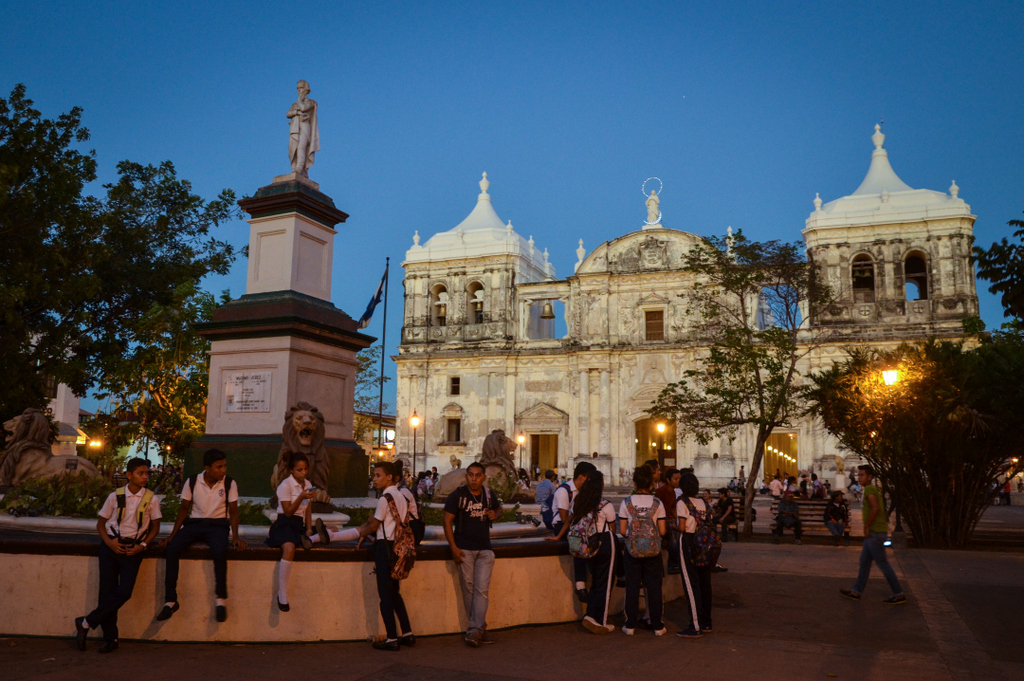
xmin=773 ymin=490 xmax=802 ymax=544
xmin=715 ymin=488 xmax=736 ymax=542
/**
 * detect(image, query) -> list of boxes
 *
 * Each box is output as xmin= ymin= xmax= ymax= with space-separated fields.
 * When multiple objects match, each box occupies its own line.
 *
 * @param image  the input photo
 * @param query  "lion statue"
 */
xmin=435 ymin=429 xmax=520 ymax=497
xmin=269 ymin=402 xmax=331 ymax=503
xmin=0 ymin=408 xmax=98 ymax=486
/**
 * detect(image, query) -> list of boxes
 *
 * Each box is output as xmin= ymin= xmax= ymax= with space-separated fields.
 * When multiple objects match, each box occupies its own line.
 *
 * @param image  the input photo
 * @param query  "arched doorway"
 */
xmin=635 ymin=418 xmax=677 ymax=468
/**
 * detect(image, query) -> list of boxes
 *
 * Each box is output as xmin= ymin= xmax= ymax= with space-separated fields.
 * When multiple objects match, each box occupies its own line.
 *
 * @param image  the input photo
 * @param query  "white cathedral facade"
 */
xmin=394 ymin=126 xmax=978 ymax=487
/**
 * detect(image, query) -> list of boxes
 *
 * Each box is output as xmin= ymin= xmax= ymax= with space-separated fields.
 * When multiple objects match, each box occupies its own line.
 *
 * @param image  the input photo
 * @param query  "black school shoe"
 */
xmin=883 ymin=594 xmax=907 ymax=605
xmin=399 ymin=634 xmax=416 ymax=647
xmin=155 ymin=602 xmax=179 ymax=621
xmin=74 ymin=617 xmax=88 ymax=651
xmin=372 ymin=639 xmax=400 ymax=651
xmin=98 ymin=640 xmax=118 ymax=654
xmin=575 ymin=587 xmax=589 ymax=603
xmin=216 ymin=605 xmax=227 ymax=622
xmin=277 ymin=598 xmax=290 ymax=612
xmin=840 ymin=589 xmax=861 ymax=601
xmin=316 ymin=518 xmax=330 ymax=545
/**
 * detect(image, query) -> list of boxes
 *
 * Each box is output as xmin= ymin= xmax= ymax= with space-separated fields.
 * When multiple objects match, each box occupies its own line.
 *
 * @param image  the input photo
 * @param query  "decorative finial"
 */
xmin=880 ymin=187 xmax=890 ymax=203
xmin=576 ymin=239 xmax=586 ymax=263
xmin=413 ymin=230 xmax=420 ymax=246
xmin=872 ymin=123 xmax=885 ymax=150
xmin=949 ymin=180 xmax=959 ymax=198
xmin=506 ymin=221 xmax=513 ymax=235
xmin=543 ymin=247 xmax=549 ymax=262
xmin=726 ymin=227 xmax=734 ymax=254
xmin=813 ymin=193 xmax=822 ymax=211
xmin=479 ymin=172 xmax=490 ymax=197
xmin=528 ymin=235 xmax=535 ymax=253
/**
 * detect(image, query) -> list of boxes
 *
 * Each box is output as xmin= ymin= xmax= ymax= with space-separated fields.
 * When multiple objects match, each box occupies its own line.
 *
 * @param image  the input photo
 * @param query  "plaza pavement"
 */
xmin=2 ymin=542 xmax=1021 ymax=681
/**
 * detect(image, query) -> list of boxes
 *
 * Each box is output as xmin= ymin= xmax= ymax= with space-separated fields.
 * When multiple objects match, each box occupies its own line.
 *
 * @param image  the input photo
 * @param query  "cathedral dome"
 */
xmin=404 ymin=173 xmax=554 ymax=280
xmin=805 ymin=125 xmax=972 ymax=231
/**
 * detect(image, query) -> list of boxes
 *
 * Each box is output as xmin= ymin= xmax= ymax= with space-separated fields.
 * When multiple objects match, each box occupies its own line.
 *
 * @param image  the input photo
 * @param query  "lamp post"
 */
xmin=880 ymin=369 xmax=905 ymax=538
xmin=517 ymin=432 xmax=526 ymax=472
xmin=410 ymin=411 xmax=420 ymax=477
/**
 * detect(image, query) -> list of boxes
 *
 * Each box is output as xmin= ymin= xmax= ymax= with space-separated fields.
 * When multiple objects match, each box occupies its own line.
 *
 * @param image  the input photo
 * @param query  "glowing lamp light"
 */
xmin=409 ymin=412 xmax=420 ymax=428
xmin=882 ymin=370 xmax=899 ymax=386
xmin=656 ymin=423 xmax=666 ymax=433
xmin=88 ymin=440 xmax=102 ymax=448
xmin=517 ymin=432 xmax=526 ymax=444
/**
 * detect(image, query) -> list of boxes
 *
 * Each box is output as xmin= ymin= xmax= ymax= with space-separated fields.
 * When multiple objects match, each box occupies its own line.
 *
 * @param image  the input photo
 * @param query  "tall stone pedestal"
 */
xmin=191 ymin=178 xmax=373 ymax=497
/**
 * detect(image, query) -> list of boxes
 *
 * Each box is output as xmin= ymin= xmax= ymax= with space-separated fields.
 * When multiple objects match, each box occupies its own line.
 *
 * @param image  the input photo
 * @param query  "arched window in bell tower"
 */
xmin=467 ymin=281 xmax=485 ymax=324
xmin=904 ymin=253 xmax=928 ymax=301
xmin=851 ymin=254 xmax=876 ymax=304
xmin=430 ymin=284 xmax=448 ymax=326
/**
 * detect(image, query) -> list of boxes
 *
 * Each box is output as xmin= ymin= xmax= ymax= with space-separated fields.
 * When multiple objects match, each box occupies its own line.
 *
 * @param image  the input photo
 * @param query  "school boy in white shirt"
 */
xmin=349 ymin=461 xmax=416 ymax=651
xmin=618 ymin=465 xmax=667 ymax=636
xmin=156 ymin=448 xmax=247 ymax=623
xmin=74 ymin=457 xmax=161 ymax=653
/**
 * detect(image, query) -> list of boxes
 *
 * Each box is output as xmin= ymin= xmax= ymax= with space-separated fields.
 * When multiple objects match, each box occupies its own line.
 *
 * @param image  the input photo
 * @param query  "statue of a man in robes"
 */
xmin=287 ymin=80 xmax=319 ymax=178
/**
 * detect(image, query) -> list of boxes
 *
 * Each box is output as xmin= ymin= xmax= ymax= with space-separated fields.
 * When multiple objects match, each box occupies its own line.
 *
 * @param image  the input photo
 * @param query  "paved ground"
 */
xmin=2 ymin=543 xmax=1021 ymax=681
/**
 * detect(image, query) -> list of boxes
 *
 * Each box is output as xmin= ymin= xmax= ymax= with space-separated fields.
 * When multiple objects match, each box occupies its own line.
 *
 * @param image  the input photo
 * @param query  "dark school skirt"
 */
xmin=266 ymin=514 xmax=306 ymax=548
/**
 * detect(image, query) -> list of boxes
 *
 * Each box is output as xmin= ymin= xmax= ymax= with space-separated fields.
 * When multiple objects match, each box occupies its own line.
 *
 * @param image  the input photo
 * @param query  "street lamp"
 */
xmin=517 ymin=432 xmax=526 ymax=471
xmin=878 ymin=368 xmax=904 ymax=536
xmin=410 ymin=411 xmax=420 ymax=476
xmin=882 ymin=369 xmax=899 ymax=386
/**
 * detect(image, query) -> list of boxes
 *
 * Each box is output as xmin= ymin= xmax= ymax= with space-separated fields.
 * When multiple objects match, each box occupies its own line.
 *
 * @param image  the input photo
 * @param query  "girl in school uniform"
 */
xmin=550 ymin=469 xmax=618 ymax=634
xmin=266 ymin=452 xmax=316 ymax=612
xmin=676 ymin=472 xmax=713 ymax=638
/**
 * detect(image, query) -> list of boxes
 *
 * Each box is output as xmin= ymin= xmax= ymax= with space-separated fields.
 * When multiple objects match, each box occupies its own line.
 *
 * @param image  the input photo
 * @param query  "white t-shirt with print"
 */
xmin=618 ymin=494 xmax=666 ymax=529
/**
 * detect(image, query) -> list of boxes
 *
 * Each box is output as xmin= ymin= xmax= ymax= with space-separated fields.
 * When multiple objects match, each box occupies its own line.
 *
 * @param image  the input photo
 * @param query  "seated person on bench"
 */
xmin=773 ymin=490 xmax=802 ymax=545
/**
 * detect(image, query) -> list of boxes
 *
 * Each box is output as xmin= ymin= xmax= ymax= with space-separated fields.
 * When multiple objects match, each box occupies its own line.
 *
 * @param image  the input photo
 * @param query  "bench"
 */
xmin=770 ymin=498 xmax=851 ymax=543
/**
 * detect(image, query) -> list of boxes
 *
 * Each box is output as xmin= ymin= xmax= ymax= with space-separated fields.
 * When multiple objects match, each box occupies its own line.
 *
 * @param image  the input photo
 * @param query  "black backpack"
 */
xmin=187 ymin=473 xmax=235 ymax=517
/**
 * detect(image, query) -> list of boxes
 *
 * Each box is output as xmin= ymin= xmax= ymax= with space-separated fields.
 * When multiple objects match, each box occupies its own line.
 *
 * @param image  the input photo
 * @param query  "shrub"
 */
xmin=0 ymin=473 xmax=113 ymax=518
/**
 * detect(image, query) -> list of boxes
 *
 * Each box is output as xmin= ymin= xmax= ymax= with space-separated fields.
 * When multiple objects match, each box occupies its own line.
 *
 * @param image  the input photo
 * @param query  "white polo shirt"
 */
xmin=182 ymin=474 xmax=239 ymax=519
xmin=98 ymin=487 xmax=162 ymax=539
xmin=275 ymin=475 xmax=312 ymax=515
xmin=374 ymin=485 xmax=409 ymax=540
xmin=551 ymin=480 xmax=577 ymax=520
xmin=677 ymin=496 xmax=711 ymax=533
xmin=399 ymin=486 xmax=420 ymax=520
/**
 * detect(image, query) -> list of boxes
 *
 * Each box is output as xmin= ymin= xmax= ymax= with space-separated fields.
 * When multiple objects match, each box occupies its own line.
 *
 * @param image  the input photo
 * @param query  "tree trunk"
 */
xmin=742 ymin=430 xmax=769 ymax=536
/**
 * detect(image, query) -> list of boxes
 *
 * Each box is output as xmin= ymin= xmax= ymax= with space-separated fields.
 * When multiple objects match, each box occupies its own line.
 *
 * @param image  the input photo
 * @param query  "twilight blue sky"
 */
xmin=3 ymin=1 xmax=1023 ymax=411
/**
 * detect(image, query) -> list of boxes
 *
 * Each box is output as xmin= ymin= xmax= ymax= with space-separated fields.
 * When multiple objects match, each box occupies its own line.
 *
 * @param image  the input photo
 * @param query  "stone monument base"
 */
xmin=187 ymin=435 xmax=369 ymax=498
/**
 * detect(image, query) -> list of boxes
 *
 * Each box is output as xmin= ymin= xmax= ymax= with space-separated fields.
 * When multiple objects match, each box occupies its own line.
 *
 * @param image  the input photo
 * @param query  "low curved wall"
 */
xmin=0 ymin=533 xmax=681 ymax=642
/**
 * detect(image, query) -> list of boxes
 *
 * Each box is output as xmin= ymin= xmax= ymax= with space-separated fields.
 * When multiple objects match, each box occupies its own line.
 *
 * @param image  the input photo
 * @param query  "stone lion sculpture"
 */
xmin=269 ymin=402 xmax=330 ymax=502
xmin=435 ymin=429 xmax=520 ymax=497
xmin=0 ymin=408 xmax=98 ymax=486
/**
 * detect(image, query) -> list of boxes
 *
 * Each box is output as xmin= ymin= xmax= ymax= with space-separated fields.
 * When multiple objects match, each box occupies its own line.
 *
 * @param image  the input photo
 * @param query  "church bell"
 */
xmin=540 ymin=301 xmax=556 ymax=319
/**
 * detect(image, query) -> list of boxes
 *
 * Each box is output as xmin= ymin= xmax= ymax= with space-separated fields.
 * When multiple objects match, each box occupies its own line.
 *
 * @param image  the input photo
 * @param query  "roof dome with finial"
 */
xmin=805 ymin=124 xmax=972 ymax=231
xmin=404 ymin=173 xmax=555 ymax=280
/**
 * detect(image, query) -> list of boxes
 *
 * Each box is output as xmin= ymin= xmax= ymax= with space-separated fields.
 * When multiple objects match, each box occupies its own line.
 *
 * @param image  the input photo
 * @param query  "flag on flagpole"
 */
xmin=358 ymin=264 xmax=388 ymax=329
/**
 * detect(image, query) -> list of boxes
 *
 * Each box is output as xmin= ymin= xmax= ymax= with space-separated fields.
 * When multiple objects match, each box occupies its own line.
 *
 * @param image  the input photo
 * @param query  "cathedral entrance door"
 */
xmin=529 ymin=434 xmax=558 ymax=477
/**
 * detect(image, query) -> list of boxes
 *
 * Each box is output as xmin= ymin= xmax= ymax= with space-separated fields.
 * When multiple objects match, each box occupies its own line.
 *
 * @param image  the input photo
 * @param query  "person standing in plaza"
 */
xmin=618 ymin=466 xmax=667 ymax=636
xmin=841 ymin=465 xmax=906 ymax=604
xmin=677 ymin=472 xmax=716 ymax=638
xmin=535 ymin=469 xmax=558 ymax=531
xmin=352 ymin=461 xmax=417 ymax=651
xmin=75 ymin=457 xmax=161 ymax=653
xmin=157 ymin=449 xmax=246 ymax=624
xmin=552 ymin=461 xmax=596 ymax=601
xmin=769 ymin=474 xmax=784 ymax=499
xmin=443 ymin=462 xmax=502 ymax=647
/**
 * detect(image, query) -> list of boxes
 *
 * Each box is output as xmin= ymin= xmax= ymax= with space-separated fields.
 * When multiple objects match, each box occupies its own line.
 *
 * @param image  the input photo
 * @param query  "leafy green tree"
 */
xmin=805 ymin=337 xmax=1024 ymax=548
xmin=90 ymin=282 xmax=226 ymax=462
xmin=975 ymin=210 xmax=1024 ymax=320
xmin=649 ymin=230 xmax=837 ymax=535
xmin=353 ymin=343 xmax=391 ymax=444
xmin=0 ymin=84 xmax=236 ymax=419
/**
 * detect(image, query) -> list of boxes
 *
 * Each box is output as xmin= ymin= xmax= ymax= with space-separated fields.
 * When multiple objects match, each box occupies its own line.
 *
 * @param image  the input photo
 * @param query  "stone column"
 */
xmin=486 ymin=372 xmax=497 ymax=433
xmin=578 ymin=369 xmax=590 ymax=458
xmin=599 ymin=370 xmax=610 ymax=456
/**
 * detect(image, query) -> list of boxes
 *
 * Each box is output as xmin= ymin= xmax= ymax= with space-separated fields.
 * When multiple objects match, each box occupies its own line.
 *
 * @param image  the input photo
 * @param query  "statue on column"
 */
xmin=287 ymin=80 xmax=319 ymax=178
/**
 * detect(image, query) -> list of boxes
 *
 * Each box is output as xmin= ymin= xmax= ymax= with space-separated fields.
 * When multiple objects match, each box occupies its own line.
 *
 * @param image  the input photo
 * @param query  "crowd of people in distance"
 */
xmin=71 ymin=449 xmax=907 ymax=654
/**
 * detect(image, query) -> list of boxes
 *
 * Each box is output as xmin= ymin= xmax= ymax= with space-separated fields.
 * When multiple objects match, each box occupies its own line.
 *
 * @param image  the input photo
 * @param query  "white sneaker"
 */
xmin=621 ymin=625 xmax=635 ymax=635
xmin=654 ymin=628 xmax=667 ymax=636
xmin=582 ymin=616 xmax=610 ymax=634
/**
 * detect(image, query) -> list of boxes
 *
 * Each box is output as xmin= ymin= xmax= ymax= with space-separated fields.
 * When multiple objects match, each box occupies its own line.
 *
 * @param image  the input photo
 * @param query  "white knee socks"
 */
xmin=278 ymin=559 xmax=293 ymax=604
xmin=328 ymin=528 xmax=360 ymax=542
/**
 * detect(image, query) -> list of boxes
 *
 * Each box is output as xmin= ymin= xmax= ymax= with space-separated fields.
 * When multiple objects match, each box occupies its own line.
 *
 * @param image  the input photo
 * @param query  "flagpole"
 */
xmin=376 ymin=258 xmax=389 ymax=452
